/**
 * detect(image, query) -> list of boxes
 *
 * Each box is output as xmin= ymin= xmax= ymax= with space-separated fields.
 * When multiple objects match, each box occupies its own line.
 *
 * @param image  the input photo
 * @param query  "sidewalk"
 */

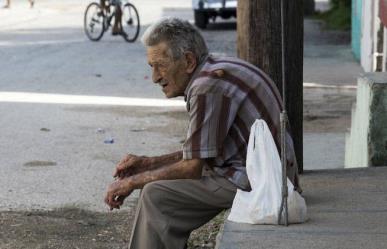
xmin=302 ymin=18 xmax=363 ymax=170
xmin=215 ymin=15 xmax=383 ymax=249
xmin=216 ymin=167 xmax=387 ymax=249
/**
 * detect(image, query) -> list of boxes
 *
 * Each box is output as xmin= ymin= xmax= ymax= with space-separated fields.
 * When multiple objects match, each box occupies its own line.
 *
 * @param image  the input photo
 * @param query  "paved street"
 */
xmin=0 ymin=0 xmax=240 ymax=212
xmin=0 ymin=0 xmax=188 ymax=212
xmin=0 ymin=0 xmax=362 ymax=213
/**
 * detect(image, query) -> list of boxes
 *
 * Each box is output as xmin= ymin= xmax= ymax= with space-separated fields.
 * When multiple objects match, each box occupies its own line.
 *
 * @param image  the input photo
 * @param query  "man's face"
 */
xmin=146 ymin=42 xmax=192 ymax=98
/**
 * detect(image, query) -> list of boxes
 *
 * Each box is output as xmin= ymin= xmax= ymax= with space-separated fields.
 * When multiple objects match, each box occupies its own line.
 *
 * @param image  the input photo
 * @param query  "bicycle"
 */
xmin=84 ymin=0 xmax=140 ymax=42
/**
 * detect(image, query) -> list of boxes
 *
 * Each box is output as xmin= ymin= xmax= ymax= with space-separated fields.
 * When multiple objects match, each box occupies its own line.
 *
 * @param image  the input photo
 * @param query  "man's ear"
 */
xmin=184 ymin=51 xmax=197 ymax=74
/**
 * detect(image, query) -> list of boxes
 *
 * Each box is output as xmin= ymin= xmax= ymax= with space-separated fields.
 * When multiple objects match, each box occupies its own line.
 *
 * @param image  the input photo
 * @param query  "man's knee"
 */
xmin=140 ymin=181 xmax=167 ymax=207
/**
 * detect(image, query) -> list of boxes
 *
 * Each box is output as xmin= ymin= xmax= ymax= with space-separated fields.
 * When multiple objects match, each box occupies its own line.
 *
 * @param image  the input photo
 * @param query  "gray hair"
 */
xmin=141 ymin=18 xmax=208 ymax=63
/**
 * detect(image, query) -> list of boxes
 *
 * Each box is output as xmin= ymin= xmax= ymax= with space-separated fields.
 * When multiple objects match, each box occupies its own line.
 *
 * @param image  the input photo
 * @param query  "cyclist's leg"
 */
xmin=112 ymin=5 xmax=122 ymax=33
xmin=100 ymin=0 xmax=106 ymax=11
xmin=112 ymin=0 xmax=125 ymax=35
xmin=3 ymin=0 xmax=10 ymax=8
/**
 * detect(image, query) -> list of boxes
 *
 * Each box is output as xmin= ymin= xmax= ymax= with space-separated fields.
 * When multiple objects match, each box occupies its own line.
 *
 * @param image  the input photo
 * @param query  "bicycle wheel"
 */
xmin=121 ymin=3 xmax=140 ymax=42
xmin=84 ymin=2 xmax=105 ymax=41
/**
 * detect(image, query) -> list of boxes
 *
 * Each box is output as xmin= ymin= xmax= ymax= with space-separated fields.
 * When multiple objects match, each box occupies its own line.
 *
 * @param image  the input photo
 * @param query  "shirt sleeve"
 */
xmin=183 ymin=93 xmax=237 ymax=160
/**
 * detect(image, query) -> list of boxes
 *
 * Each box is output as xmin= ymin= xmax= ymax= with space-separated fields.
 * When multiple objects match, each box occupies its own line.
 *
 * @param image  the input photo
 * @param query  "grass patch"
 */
xmin=321 ymin=6 xmax=351 ymax=30
xmin=187 ymin=211 xmax=226 ymax=249
xmin=314 ymin=1 xmax=351 ymax=30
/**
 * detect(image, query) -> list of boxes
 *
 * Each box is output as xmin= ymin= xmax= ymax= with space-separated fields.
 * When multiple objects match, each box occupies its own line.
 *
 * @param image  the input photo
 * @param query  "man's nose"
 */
xmin=152 ymin=69 xmax=162 ymax=84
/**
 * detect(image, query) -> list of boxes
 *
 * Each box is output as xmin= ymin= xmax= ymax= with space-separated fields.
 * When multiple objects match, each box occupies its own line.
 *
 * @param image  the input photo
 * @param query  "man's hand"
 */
xmin=104 ymin=178 xmax=134 ymax=211
xmin=105 ymin=157 xmax=204 ymax=211
xmin=113 ymin=154 xmax=148 ymax=179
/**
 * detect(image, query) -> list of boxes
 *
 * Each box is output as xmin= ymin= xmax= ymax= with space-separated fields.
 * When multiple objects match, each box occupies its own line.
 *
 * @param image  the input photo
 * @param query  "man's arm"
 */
xmin=105 ymin=158 xmax=203 ymax=209
xmin=147 ymin=151 xmax=183 ymax=170
xmin=128 ymin=157 xmax=203 ymax=188
xmin=114 ymin=151 xmax=183 ymax=178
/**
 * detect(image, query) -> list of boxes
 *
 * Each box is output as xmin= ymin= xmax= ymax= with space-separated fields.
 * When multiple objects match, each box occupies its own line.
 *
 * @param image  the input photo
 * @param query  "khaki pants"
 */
xmin=128 ymin=171 xmax=237 ymax=249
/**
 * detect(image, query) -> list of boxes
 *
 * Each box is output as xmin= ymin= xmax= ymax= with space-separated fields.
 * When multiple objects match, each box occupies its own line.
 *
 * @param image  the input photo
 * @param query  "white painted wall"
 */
xmin=383 ymin=27 xmax=387 ymax=71
xmin=361 ymin=0 xmax=374 ymax=72
xmin=345 ymin=76 xmax=371 ymax=168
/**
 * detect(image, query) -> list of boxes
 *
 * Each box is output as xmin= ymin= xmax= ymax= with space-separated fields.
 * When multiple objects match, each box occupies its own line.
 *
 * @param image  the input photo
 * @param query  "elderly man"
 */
xmin=104 ymin=18 xmax=299 ymax=249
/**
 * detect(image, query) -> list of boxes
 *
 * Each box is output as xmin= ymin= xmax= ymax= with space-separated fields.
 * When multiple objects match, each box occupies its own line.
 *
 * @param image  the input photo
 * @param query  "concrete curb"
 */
xmin=216 ymin=167 xmax=387 ymax=249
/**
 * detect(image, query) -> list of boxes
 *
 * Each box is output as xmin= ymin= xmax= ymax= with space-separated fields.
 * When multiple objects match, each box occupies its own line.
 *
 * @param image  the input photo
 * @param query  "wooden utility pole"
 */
xmin=304 ymin=0 xmax=315 ymax=16
xmin=237 ymin=0 xmax=304 ymax=172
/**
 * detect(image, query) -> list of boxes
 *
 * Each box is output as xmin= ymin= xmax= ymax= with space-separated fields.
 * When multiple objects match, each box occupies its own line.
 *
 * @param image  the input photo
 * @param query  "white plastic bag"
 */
xmin=228 ymin=119 xmax=307 ymax=224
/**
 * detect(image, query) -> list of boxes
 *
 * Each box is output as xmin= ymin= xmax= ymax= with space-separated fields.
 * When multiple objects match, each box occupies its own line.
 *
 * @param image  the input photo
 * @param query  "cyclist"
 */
xmin=100 ymin=0 xmax=127 ymax=37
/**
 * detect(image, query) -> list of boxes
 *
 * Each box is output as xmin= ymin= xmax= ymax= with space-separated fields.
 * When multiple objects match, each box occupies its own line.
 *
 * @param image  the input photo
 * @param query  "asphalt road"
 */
xmin=0 ymin=0 xmax=201 ymax=212
xmin=0 ymin=0 xmax=242 ymax=212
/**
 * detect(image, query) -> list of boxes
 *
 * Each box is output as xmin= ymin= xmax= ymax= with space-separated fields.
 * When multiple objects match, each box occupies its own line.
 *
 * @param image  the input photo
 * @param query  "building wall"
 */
xmin=352 ymin=0 xmax=362 ymax=61
xmin=353 ymin=0 xmax=386 ymax=72
xmin=360 ymin=0 xmax=375 ymax=72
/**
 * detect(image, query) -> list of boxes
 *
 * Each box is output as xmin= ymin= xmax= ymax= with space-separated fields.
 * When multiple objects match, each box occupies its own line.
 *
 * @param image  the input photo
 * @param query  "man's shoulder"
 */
xmin=202 ymin=54 xmax=254 ymax=70
xmin=198 ymin=55 xmax=270 ymax=86
xmin=189 ymin=55 xmax=262 ymax=95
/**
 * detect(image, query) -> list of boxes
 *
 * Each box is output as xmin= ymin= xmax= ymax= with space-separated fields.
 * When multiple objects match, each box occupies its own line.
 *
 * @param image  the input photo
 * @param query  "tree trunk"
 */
xmin=237 ymin=0 xmax=304 ymax=173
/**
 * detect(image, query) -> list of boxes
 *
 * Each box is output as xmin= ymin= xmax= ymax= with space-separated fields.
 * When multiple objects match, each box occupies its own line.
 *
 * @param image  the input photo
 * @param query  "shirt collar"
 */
xmin=184 ymin=54 xmax=209 ymax=101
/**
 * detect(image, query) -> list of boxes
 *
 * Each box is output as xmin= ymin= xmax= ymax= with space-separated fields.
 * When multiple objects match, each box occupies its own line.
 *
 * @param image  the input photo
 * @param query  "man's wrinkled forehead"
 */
xmin=146 ymin=42 xmax=173 ymax=63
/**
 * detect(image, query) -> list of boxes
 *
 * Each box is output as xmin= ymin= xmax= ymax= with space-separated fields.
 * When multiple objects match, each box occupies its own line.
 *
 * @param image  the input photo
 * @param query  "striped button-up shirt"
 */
xmin=183 ymin=55 xmax=299 ymax=191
